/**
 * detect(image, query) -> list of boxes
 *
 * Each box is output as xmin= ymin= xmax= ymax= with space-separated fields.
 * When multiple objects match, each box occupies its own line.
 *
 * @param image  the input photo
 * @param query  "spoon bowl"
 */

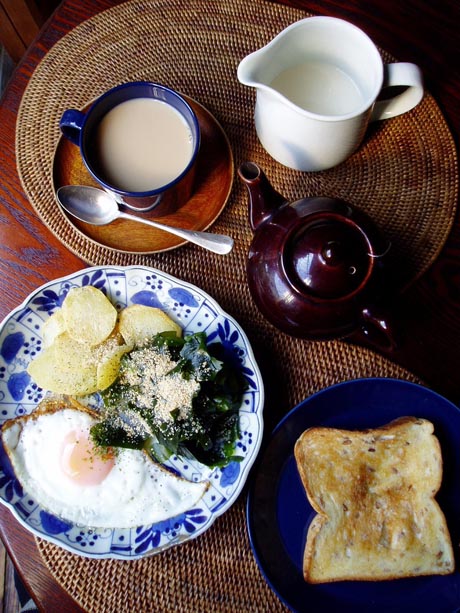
xmin=56 ymin=185 xmax=234 ymax=255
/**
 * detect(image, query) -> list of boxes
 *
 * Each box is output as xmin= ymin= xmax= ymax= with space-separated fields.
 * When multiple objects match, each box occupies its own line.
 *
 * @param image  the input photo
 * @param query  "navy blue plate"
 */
xmin=247 ymin=378 xmax=460 ymax=613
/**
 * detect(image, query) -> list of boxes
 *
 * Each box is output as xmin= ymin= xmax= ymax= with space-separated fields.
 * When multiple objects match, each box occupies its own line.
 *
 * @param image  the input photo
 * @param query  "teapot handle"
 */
xmin=351 ymin=305 xmax=398 ymax=352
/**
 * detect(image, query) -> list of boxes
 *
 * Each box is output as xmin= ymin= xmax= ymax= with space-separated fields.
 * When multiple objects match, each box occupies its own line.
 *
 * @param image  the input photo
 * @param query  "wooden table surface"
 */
xmin=0 ymin=0 xmax=459 ymax=610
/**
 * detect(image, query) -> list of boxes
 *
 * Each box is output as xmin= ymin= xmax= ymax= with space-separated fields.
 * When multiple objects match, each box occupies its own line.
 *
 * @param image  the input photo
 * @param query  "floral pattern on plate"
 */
xmin=0 ymin=266 xmax=264 ymax=559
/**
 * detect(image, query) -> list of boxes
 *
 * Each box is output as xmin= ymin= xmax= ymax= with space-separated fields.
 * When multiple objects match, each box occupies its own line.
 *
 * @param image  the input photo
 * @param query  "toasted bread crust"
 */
xmin=294 ymin=416 xmax=454 ymax=583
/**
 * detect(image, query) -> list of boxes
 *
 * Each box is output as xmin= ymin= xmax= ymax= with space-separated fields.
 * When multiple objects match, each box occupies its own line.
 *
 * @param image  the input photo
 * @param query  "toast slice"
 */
xmin=294 ymin=416 xmax=454 ymax=583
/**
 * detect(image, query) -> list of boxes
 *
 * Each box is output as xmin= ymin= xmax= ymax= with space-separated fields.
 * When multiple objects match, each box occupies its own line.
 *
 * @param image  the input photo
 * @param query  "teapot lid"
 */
xmin=284 ymin=215 xmax=372 ymax=299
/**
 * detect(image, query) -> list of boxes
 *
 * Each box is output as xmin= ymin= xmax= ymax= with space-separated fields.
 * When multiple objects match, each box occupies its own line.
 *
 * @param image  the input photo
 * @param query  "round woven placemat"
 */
xmin=16 ymin=0 xmax=458 ymax=288
xmin=37 ymin=345 xmax=422 ymax=613
xmin=14 ymin=0 xmax=457 ymax=611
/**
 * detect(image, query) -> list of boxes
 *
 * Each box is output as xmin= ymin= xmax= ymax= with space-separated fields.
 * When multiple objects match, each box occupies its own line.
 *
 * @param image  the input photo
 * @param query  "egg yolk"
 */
xmin=60 ymin=428 xmax=115 ymax=485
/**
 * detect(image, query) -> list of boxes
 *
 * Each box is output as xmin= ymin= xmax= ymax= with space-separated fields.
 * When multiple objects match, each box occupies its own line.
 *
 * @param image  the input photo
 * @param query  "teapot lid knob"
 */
xmin=285 ymin=216 xmax=372 ymax=299
xmin=321 ymin=240 xmax=346 ymax=266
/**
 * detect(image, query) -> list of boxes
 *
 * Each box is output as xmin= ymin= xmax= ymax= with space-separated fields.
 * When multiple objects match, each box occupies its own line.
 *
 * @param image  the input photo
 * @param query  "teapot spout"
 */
xmin=238 ymin=162 xmax=286 ymax=231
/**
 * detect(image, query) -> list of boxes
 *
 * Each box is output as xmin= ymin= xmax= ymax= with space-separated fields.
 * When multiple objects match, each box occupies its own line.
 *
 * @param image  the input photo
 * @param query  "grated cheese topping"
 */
xmin=119 ymin=346 xmax=200 ymax=424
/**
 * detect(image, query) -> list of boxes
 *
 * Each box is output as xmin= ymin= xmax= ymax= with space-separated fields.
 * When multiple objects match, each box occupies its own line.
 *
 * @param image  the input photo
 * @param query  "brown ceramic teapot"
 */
xmin=238 ymin=162 xmax=396 ymax=350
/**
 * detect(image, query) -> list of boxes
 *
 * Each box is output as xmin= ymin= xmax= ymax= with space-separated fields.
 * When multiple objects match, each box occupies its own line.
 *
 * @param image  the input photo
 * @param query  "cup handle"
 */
xmin=59 ymin=109 xmax=85 ymax=145
xmin=370 ymin=62 xmax=424 ymax=122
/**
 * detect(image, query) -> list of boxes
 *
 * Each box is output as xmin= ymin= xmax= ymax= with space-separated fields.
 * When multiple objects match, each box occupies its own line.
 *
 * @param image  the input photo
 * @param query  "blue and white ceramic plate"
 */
xmin=0 ymin=266 xmax=264 ymax=559
xmin=247 ymin=378 xmax=460 ymax=613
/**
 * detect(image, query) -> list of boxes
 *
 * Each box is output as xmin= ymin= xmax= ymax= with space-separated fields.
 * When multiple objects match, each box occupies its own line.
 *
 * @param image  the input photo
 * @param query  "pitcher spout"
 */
xmin=237 ymin=48 xmax=268 ymax=88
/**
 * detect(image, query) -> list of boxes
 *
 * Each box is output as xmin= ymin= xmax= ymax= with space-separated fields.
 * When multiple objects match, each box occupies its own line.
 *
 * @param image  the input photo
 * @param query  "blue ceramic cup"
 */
xmin=59 ymin=82 xmax=201 ymax=214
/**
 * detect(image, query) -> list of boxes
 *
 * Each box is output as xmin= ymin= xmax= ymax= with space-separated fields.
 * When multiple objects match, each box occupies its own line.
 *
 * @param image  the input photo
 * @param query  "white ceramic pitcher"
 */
xmin=237 ymin=17 xmax=424 ymax=172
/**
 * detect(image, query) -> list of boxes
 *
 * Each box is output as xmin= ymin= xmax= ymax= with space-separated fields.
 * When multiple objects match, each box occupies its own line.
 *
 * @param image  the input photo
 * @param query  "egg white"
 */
xmin=1 ymin=406 xmax=208 ymax=528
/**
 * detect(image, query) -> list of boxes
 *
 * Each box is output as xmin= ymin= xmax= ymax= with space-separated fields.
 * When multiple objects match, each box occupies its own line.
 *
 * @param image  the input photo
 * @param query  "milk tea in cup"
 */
xmin=95 ymin=97 xmax=194 ymax=193
xmin=60 ymin=82 xmax=200 ymax=214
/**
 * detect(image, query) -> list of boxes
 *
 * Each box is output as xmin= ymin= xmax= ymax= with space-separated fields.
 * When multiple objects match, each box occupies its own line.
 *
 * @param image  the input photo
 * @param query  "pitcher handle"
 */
xmin=370 ymin=63 xmax=424 ymax=122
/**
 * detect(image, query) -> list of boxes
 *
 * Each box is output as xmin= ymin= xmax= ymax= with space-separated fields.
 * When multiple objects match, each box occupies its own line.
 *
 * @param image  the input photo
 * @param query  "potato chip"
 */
xmin=28 ymin=289 xmax=182 ymax=396
xmin=61 ymin=286 xmax=117 ymax=346
xmin=118 ymin=304 xmax=181 ymax=347
xmin=41 ymin=310 xmax=66 ymax=348
xmin=27 ymin=333 xmax=98 ymax=395
xmin=96 ymin=341 xmax=131 ymax=391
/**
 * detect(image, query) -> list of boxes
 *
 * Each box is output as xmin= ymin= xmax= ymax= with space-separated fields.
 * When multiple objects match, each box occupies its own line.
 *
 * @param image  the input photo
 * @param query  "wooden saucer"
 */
xmin=52 ymin=98 xmax=234 ymax=253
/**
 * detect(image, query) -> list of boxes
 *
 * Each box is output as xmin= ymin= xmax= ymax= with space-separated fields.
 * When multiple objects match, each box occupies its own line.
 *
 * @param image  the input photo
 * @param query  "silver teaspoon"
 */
xmin=56 ymin=185 xmax=234 ymax=255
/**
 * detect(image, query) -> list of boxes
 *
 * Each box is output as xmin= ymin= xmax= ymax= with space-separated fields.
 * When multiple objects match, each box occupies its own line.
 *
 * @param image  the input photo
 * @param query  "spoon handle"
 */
xmin=118 ymin=211 xmax=233 ymax=255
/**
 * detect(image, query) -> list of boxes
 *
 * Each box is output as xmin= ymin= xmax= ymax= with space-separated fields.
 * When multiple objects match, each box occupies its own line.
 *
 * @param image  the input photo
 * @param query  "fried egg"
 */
xmin=1 ymin=400 xmax=208 ymax=528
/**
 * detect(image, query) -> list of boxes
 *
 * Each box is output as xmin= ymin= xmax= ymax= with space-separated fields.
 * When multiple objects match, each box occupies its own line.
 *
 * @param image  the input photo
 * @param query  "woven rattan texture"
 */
xmin=16 ymin=0 xmax=458 ymax=286
xmin=15 ymin=0 xmax=455 ymax=610
xmin=37 ymin=353 xmax=421 ymax=613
